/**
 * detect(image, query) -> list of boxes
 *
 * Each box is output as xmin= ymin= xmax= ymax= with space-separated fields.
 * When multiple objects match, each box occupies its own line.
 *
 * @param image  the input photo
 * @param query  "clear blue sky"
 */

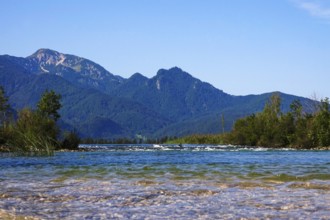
xmin=1 ymin=0 xmax=330 ymax=98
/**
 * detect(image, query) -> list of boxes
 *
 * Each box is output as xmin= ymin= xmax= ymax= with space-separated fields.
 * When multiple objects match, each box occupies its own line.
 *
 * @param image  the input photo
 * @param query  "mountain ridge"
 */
xmin=0 ymin=49 xmax=315 ymax=139
xmin=24 ymin=48 xmax=124 ymax=93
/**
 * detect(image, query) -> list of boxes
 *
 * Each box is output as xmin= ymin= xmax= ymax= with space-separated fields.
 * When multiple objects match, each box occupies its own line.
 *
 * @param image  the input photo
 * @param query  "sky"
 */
xmin=1 ymin=0 xmax=330 ymax=98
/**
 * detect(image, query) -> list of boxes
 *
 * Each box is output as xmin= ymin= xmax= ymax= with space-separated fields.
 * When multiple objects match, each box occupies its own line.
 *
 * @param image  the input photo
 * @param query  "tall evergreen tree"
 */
xmin=0 ymin=86 xmax=12 ymax=146
xmin=258 ymin=93 xmax=281 ymax=146
xmin=37 ymin=90 xmax=62 ymax=122
xmin=312 ymin=98 xmax=330 ymax=147
xmin=0 ymin=86 xmax=10 ymax=126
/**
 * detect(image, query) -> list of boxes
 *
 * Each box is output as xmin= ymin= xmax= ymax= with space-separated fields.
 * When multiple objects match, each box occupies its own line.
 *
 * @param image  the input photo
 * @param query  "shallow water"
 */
xmin=0 ymin=145 xmax=329 ymax=219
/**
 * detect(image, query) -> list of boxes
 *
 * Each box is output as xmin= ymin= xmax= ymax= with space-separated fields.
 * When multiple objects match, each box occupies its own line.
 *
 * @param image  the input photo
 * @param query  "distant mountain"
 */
xmin=5 ymin=49 xmax=124 ymax=94
xmin=0 ymin=49 xmax=315 ymax=139
xmin=113 ymin=67 xmax=233 ymax=121
xmin=0 ymin=54 xmax=169 ymax=138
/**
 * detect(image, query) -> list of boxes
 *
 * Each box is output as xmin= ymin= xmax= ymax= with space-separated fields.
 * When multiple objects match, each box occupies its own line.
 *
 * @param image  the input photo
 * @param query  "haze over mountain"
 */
xmin=0 ymin=49 xmax=314 ymax=139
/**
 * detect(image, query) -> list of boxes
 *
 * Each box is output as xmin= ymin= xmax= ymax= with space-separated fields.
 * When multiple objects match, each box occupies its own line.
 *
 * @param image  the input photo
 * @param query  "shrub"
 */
xmin=60 ymin=130 xmax=80 ymax=150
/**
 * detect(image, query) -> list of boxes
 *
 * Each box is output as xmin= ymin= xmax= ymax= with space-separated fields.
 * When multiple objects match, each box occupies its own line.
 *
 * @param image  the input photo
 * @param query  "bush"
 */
xmin=8 ymin=108 xmax=59 ymax=155
xmin=60 ymin=130 xmax=80 ymax=150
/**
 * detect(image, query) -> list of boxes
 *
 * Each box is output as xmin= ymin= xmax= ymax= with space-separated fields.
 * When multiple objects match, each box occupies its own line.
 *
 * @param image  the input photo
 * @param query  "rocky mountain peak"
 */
xmin=22 ymin=48 xmax=125 ymax=92
xmin=0 ymin=50 xmax=315 ymax=139
xmin=155 ymin=67 xmax=195 ymax=85
xmin=28 ymin=48 xmax=67 ymax=66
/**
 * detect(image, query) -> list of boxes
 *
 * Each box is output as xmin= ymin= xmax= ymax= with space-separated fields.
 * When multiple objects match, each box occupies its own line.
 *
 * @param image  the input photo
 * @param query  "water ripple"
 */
xmin=0 ymin=147 xmax=329 ymax=219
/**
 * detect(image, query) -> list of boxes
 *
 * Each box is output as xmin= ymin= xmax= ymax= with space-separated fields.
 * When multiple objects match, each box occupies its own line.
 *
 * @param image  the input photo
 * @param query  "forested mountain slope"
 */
xmin=0 ymin=49 xmax=315 ymax=139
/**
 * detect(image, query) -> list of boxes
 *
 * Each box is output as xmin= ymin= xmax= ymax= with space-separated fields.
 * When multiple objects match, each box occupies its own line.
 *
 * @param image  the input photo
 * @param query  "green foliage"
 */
xmin=7 ymin=108 xmax=59 ymax=155
xmin=229 ymin=94 xmax=330 ymax=148
xmin=169 ymin=94 xmax=330 ymax=149
xmin=37 ymin=89 xmax=62 ymax=121
xmin=0 ymin=86 xmax=10 ymax=122
xmin=229 ymin=114 xmax=259 ymax=146
xmin=60 ymin=130 xmax=80 ymax=150
xmin=0 ymin=53 xmax=319 ymax=139
xmin=0 ymin=86 xmax=12 ymax=145
xmin=310 ymin=98 xmax=330 ymax=147
xmin=0 ymin=87 xmax=66 ymax=155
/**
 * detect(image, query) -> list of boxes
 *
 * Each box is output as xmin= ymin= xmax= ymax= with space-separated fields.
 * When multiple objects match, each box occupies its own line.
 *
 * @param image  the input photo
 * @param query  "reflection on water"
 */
xmin=0 ymin=145 xmax=329 ymax=219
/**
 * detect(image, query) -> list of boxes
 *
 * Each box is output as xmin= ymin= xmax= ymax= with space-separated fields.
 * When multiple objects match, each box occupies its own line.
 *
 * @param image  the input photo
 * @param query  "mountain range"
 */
xmin=0 ymin=49 xmax=314 ymax=139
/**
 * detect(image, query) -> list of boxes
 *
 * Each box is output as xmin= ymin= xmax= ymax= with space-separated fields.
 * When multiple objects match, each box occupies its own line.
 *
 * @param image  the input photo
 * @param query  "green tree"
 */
xmin=311 ymin=98 xmax=330 ymax=147
xmin=288 ymin=100 xmax=312 ymax=148
xmin=37 ymin=90 xmax=62 ymax=121
xmin=8 ymin=90 xmax=63 ymax=155
xmin=231 ymin=114 xmax=258 ymax=146
xmin=290 ymin=99 xmax=303 ymax=121
xmin=230 ymin=93 xmax=290 ymax=147
xmin=277 ymin=112 xmax=295 ymax=147
xmin=0 ymin=86 xmax=10 ymax=126
xmin=258 ymin=93 xmax=282 ymax=146
xmin=0 ymin=86 xmax=12 ymax=145
xmin=61 ymin=130 xmax=80 ymax=150
xmin=9 ymin=108 xmax=59 ymax=154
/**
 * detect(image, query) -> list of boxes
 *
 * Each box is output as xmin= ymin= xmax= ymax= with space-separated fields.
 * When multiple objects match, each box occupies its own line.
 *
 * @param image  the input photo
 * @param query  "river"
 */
xmin=0 ymin=144 xmax=329 ymax=219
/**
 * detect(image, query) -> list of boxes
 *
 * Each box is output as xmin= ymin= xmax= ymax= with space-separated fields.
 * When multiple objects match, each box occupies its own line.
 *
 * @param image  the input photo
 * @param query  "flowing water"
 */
xmin=0 ymin=145 xmax=329 ymax=219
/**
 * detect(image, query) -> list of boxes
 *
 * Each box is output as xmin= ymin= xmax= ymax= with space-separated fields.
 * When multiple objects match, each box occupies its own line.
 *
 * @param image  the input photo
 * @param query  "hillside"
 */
xmin=0 ymin=49 xmax=315 ymax=139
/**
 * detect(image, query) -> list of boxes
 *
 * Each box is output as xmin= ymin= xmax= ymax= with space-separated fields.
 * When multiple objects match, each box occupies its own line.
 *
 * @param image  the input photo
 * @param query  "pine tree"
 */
xmin=312 ymin=98 xmax=330 ymax=147
xmin=0 ymin=86 xmax=10 ymax=126
xmin=0 ymin=86 xmax=12 ymax=146
xmin=37 ymin=90 xmax=62 ymax=121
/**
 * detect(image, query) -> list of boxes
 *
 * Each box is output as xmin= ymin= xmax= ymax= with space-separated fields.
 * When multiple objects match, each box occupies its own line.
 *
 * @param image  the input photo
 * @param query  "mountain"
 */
xmin=0 ymin=49 xmax=315 ymax=139
xmin=113 ymin=67 xmax=233 ymax=121
xmin=5 ymin=49 xmax=124 ymax=94
xmin=0 ymin=54 xmax=169 ymax=138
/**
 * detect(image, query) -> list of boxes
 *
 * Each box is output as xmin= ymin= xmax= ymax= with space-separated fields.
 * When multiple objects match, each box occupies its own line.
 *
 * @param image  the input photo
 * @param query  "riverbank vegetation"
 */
xmin=169 ymin=94 xmax=330 ymax=149
xmin=0 ymin=87 xmax=80 ymax=155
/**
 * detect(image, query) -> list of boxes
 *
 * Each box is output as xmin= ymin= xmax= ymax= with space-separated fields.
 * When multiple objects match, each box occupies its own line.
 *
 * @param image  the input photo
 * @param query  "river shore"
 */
xmin=1 ymin=144 xmax=330 ymax=153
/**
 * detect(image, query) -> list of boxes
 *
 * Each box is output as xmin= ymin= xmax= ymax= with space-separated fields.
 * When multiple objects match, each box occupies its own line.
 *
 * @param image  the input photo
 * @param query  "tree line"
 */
xmin=2 ymin=86 xmax=329 ymax=151
xmin=169 ymin=94 xmax=330 ymax=149
xmin=227 ymin=94 xmax=330 ymax=148
xmin=0 ymin=87 xmax=80 ymax=155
